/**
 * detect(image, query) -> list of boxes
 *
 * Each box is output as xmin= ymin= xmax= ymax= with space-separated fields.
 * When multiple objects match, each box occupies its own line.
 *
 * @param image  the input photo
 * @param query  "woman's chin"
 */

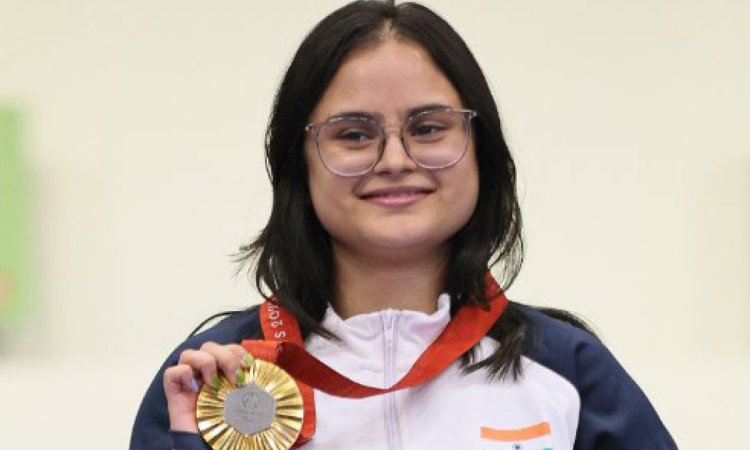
xmin=339 ymin=231 xmax=450 ymax=261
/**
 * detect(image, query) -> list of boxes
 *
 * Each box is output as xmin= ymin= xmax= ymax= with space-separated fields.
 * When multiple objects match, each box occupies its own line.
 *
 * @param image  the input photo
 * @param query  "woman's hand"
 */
xmin=163 ymin=342 xmax=248 ymax=433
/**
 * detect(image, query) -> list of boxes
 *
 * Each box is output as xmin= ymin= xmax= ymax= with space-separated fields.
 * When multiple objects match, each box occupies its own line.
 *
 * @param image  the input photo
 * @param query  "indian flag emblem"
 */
xmin=480 ymin=421 xmax=554 ymax=450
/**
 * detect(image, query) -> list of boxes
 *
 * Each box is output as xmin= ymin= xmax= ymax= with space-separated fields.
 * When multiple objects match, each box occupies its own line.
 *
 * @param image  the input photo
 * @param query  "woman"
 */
xmin=131 ymin=1 xmax=677 ymax=449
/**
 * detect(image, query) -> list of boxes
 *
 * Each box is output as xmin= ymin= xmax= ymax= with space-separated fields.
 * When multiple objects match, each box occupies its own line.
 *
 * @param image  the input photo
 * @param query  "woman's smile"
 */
xmin=358 ymin=185 xmax=435 ymax=207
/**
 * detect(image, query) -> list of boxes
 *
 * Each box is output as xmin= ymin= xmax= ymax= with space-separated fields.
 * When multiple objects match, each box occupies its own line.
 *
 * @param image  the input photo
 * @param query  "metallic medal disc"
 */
xmin=196 ymin=358 xmax=304 ymax=450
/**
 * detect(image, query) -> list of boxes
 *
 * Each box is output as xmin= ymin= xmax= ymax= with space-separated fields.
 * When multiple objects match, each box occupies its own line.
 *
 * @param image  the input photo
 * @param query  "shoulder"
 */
xmin=179 ymin=307 xmax=263 ymax=354
xmin=158 ymin=307 xmax=264 ymax=370
xmin=129 ymin=306 xmax=262 ymax=450
xmin=517 ymin=302 xmax=606 ymax=380
xmin=514 ymin=302 xmax=678 ymax=449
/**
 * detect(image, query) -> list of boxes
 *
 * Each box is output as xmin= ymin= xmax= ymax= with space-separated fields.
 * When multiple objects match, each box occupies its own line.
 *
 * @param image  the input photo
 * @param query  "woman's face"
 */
xmin=305 ymin=39 xmax=479 ymax=261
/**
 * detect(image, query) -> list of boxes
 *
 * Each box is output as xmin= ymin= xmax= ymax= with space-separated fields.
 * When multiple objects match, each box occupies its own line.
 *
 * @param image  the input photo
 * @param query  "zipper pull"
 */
xmin=384 ymin=310 xmax=394 ymax=330
xmin=383 ymin=311 xmax=396 ymax=346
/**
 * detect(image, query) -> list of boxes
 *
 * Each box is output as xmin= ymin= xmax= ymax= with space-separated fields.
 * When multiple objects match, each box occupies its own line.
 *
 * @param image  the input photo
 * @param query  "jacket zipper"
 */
xmin=382 ymin=310 xmax=402 ymax=450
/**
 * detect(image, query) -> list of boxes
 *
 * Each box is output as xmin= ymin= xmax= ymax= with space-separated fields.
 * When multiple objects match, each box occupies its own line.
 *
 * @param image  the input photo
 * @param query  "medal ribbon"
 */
xmin=241 ymin=274 xmax=508 ymax=448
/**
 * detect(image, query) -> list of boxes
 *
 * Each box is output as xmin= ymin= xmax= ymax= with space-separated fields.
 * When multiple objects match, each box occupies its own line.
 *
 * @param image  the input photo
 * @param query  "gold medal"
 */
xmin=196 ymin=356 xmax=304 ymax=450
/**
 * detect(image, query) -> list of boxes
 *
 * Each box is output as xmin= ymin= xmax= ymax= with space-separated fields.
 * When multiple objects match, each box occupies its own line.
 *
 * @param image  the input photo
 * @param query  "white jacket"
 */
xmin=130 ymin=294 xmax=677 ymax=450
xmin=306 ymin=295 xmax=576 ymax=450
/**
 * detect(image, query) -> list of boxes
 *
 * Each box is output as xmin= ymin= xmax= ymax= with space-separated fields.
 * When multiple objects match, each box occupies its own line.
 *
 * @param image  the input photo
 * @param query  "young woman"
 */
xmin=131 ymin=2 xmax=677 ymax=449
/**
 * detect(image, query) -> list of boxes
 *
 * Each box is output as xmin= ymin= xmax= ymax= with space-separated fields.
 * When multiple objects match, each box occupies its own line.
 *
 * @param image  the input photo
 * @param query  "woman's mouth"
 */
xmin=359 ymin=187 xmax=433 ymax=207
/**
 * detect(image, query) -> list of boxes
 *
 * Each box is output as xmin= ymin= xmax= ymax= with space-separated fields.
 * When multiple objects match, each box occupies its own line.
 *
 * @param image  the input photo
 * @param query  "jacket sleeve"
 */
xmin=520 ymin=305 xmax=678 ymax=449
xmin=129 ymin=308 xmax=261 ymax=450
xmin=129 ymin=342 xmax=212 ymax=450
xmin=570 ymin=333 xmax=678 ymax=449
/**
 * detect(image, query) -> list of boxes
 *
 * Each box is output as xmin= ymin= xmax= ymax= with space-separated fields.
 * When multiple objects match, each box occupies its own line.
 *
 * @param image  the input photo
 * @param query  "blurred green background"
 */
xmin=0 ymin=107 xmax=31 ymax=330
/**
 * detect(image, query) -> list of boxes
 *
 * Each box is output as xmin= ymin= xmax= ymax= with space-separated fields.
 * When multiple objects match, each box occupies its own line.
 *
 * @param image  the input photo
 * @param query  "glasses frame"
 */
xmin=305 ymin=107 xmax=478 ymax=177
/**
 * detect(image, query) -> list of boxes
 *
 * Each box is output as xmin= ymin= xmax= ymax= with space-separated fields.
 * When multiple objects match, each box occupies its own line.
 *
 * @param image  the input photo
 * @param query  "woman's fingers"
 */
xmin=178 ymin=348 xmax=218 ymax=387
xmin=163 ymin=364 xmax=202 ymax=433
xmin=178 ymin=342 xmax=249 ymax=386
xmin=164 ymin=364 xmax=200 ymax=396
xmin=225 ymin=343 xmax=249 ymax=359
xmin=201 ymin=342 xmax=246 ymax=384
xmin=164 ymin=342 xmax=249 ymax=433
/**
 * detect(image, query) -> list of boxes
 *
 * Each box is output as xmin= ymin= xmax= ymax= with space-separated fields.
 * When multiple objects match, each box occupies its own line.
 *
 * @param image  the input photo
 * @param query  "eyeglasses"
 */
xmin=305 ymin=108 xmax=477 ymax=177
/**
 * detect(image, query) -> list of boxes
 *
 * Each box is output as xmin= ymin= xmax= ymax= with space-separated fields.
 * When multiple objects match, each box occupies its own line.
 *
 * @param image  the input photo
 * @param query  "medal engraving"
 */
xmin=223 ymin=383 xmax=276 ymax=435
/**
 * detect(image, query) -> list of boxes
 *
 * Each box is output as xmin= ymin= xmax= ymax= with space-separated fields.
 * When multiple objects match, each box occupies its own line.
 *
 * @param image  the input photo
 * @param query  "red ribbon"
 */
xmin=241 ymin=274 xmax=508 ymax=447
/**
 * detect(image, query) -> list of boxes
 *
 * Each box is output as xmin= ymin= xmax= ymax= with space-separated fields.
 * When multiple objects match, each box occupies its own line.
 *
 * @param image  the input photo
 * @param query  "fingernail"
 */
xmin=235 ymin=368 xmax=246 ymax=386
xmin=190 ymin=378 xmax=199 ymax=393
xmin=242 ymin=354 xmax=254 ymax=368
xmin=211 ymin=374 xmax=221 ymax=390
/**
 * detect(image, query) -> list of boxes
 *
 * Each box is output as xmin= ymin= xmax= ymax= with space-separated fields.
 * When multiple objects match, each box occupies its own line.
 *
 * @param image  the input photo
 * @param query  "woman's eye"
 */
xmin=411 ymin=122 xmax=446 ymax=137
xmin=336 ymin=128 xmax=376 ymax=143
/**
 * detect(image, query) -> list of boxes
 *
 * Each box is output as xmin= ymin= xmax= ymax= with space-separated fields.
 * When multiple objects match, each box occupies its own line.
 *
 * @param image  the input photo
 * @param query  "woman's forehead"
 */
xmin=309 ymin=40 xmax=463 ymax=122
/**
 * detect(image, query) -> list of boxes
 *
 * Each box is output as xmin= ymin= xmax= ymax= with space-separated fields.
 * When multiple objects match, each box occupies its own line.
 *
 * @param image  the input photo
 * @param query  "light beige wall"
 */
xmin=0 ymin=0 xmax=747 ymax=447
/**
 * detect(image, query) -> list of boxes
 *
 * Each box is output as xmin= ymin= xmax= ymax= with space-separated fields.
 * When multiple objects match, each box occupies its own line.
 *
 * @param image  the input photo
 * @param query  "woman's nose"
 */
xmin=372 ymin=130 xmax=418 ymax=175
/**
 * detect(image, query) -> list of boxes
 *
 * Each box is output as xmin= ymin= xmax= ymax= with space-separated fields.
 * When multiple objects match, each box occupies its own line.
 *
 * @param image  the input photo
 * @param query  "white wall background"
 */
xmin=0 ymin=0 xmax=748 ymax=447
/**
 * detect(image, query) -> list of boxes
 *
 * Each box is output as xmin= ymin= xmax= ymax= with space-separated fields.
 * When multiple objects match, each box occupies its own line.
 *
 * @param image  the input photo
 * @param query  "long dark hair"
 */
xmin=235 ymin=1 xmax=584 ymax=380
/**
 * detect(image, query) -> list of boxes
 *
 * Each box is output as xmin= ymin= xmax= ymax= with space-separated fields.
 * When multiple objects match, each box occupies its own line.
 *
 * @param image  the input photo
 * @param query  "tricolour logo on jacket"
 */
xmin=480 ymin=421 xmax=553 ymax=450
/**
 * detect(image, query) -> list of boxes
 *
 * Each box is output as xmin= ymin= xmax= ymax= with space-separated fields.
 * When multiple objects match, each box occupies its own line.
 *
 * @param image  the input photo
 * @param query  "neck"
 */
xmin=332 ymin=244 xmax=448 ymax=319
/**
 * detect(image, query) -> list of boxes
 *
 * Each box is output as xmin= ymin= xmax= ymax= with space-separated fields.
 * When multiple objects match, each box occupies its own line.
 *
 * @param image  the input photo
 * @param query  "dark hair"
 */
xmin=236 ymin=1 xmax=585 ymax=380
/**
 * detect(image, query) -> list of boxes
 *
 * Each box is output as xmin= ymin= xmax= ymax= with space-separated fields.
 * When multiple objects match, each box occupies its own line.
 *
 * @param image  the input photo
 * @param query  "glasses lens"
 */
xmin=317 ymin=118 xmax=381 ymax=176
xmin=405 ymin=110 xmax=469 ymax=169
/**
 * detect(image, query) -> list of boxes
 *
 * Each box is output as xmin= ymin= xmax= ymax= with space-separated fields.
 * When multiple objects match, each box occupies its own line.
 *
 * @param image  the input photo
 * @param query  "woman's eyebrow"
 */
xmin=324 ymin=103 xmax=455 ymax=123
xmin=326 ymin=110 xmax=381 ymax=122
xmin=406 ymin=103 xmax=454 ymax=117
